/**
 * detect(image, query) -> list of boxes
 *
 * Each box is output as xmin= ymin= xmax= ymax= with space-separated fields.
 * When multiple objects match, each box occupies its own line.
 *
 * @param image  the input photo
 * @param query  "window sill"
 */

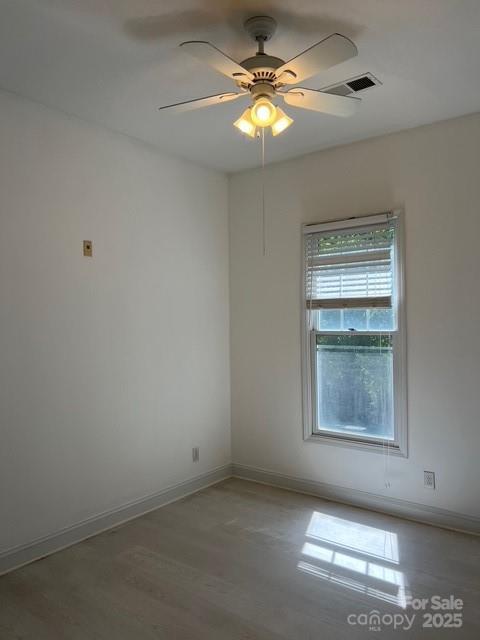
xmin=304 ymin=432 xmax=408 ymax=457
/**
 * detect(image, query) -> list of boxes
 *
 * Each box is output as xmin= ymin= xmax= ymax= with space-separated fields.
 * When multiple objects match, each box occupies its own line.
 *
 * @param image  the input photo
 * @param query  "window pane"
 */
xmin=315 ymin=308 xmax=394 ymax=331
xmin=315 ymin=334 xmax=394 ymax=440
xmin=316 ymin=309 xmax=342 ymax=330
xmin=344 ymin=309 xmax=367 ymax=331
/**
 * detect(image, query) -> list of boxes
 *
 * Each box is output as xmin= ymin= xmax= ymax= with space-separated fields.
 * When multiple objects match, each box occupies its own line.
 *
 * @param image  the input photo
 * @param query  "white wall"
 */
xmin=229 ymin=113 xmax=480 ymax=518
xmin=2 ymin=88 xmax=479 ymax=556
xmin=0 ymin=90 xmax=230 ymax=552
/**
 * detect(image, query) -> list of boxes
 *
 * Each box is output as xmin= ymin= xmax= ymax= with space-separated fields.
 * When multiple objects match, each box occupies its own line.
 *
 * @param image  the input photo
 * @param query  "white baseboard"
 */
xmin=3 ymin=461 xmax=478 ymax=577
xmin=232 ymin=463 xmax=480 ymax=536
xmin=0 ymin=464 xmax=233 ymax=576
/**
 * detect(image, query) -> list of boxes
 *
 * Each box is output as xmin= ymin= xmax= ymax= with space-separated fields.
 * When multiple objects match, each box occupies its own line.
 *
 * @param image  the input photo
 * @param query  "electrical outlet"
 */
xmin=424 ymin=470 xmax=435 ymax=490
xmin=192 ymin=447 xmax=199 ymax=463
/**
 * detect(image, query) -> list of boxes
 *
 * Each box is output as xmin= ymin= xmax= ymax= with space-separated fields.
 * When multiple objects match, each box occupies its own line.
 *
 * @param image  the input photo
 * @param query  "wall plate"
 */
xmin=83 ymin=240 xmax=93 ymax=257
xmin=424 ymin=470 xmax=436 ymax=489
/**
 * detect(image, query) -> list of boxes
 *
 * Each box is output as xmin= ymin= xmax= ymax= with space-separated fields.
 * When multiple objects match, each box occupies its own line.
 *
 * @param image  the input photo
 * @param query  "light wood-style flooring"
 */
xmin=1 ymin=478 xmax=479 ymax=638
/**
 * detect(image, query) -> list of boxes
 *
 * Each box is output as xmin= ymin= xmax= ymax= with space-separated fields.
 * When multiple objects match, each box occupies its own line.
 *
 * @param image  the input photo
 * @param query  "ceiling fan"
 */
xmin=158 ymin=16 xmax=360 ymax=138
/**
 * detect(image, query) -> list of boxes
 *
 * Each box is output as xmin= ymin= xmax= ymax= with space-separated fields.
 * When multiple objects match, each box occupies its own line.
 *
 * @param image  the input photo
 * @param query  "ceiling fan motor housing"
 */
xmin=240 ymin=54 xmax=285 ymax=75
xmin=250 ymin=82 xmax=276 ymax=100
xmin=237 ymin=55 xmax=286 ymax=93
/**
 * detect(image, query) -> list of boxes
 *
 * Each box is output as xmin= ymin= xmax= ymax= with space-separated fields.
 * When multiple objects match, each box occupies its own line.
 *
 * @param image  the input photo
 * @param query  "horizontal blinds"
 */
xmin=305 ymin=222 xmax=395 ymax=309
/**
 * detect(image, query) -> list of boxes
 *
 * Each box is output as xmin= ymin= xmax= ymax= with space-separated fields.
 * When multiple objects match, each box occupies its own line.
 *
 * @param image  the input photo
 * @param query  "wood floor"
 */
xmin=1 ymin=478 xmax=479 ymax=639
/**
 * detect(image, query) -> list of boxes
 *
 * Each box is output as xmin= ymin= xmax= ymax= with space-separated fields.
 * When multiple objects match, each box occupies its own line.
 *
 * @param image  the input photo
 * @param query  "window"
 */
xmin=302 ymin=212 xmax=407 ymax=455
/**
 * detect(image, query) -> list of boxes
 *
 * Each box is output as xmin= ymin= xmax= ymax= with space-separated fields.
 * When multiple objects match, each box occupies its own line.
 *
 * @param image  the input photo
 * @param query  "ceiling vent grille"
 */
xmin=322 ymin=73 xmax=381 ymax=97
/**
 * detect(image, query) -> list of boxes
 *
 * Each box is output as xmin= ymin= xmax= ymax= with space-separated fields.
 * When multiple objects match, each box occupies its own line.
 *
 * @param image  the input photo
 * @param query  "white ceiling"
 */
xmin=1 ymin=0 xmax=480 ymax=172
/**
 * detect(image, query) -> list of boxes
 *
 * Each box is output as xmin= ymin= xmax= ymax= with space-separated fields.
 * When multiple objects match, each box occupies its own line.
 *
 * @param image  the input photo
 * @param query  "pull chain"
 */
xmin=261 ymin=127 xmax=266 ymax=256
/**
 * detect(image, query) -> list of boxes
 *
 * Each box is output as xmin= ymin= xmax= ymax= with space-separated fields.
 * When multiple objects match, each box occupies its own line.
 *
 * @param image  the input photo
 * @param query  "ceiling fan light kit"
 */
xmin=251 ymin=98 xmax=277 ymax=127
xmin=271 ymin=108 xmax=294 ymax=137
xmin=159 ymin=15 xmax=360 ymax=140
xmin=233 ymin=108 xmax=256 ymax=138
xmin=233 ymin=102 xmax=293 ymax=139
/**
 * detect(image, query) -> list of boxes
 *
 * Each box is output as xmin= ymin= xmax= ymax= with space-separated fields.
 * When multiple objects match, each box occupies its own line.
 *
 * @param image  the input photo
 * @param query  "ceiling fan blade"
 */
xmin=158 ymin=92 xmax=247 ymax=113
xmin=180 ymin=41 xmax=254 ymax=82
xmin=282 ymin=88 xmax=360 ymax=117
xmin=275 ymin=34 xmax=357 ymax=84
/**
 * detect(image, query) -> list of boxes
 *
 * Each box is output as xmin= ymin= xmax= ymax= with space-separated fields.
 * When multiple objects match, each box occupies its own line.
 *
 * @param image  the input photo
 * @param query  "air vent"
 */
xmin=347 ymin=76 xmax=376 ymax=92
xmin=322 ymin=73 xmax=381 ymax=97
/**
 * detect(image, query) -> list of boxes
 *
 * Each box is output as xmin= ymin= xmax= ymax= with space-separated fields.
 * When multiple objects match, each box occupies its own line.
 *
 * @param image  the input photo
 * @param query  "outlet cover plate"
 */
xmin=83 ymin=240 xmax=93 ymax=257
xmin=424 ymin=470 xmax=436 ymax=489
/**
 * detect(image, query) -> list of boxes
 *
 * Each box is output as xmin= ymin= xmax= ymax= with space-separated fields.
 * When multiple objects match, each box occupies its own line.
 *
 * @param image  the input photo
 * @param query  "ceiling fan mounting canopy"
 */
xmin=158 ymin=15 xmax=361 ymax=138
xmin=244 ymin=16 xmax=277 ymax=44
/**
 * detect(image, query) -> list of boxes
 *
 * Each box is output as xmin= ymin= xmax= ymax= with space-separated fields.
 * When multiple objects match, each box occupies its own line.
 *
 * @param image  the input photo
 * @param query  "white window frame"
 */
xmin=301 ymin=211 xmax=408 ymax=457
